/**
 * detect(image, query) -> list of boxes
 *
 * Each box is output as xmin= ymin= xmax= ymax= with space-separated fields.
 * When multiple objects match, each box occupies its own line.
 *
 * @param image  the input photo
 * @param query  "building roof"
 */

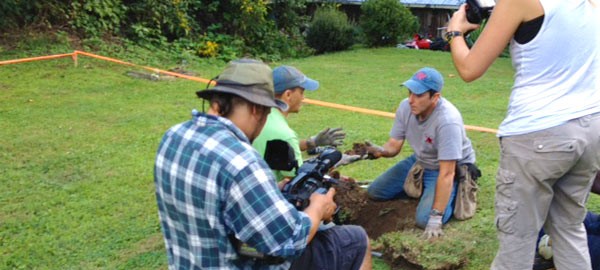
xmin=401 ymin=0 xmax=462 ymax=9
xmin=309 ymin=0 xmax=462 ymax=9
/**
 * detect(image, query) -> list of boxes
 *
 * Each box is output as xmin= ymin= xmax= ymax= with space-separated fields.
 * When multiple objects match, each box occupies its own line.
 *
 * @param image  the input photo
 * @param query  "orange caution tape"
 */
xmin=304 ymin=98 xmax=395 ymax=118
xmin=303 ymin=98 xmax=498 ymax=134
xmin=0 ymin=53 xmax=74 ymax=66
xmin=1 ymin=51 xmax=497 ymax=134
xmin=74 ymin=51 xmax=215 ymax=85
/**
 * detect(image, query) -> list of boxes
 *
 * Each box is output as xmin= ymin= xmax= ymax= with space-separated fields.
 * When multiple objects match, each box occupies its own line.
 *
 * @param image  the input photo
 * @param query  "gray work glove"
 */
xmin=308 ymin=127 xmax=346 ymax=149
xmin=423 ymin=215 xmax=443 ymax=239
xmin=334 ymin=154 xmax=364 ymax=168
xmin=364 ymin=141 xmax=384 ymax=159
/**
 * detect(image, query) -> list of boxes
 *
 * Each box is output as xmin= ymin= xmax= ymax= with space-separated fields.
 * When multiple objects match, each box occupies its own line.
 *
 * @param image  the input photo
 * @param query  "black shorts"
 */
xmin=290 ymin=225 xmax=368 ymax=270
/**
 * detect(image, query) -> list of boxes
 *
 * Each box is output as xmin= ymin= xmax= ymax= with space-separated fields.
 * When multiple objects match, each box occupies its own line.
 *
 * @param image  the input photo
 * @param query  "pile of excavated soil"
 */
xmin=332 ymin=178 xmax=418 ymax=239
xmin=331 ymin=141 xmax=419 ymax=239
xmin=331 ymin=178 xmax=426 ymax=270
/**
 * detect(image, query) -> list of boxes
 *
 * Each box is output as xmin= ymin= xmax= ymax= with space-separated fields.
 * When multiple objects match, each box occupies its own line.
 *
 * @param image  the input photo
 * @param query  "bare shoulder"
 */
xmin=495 ymin=0 xmax=543 ymax=22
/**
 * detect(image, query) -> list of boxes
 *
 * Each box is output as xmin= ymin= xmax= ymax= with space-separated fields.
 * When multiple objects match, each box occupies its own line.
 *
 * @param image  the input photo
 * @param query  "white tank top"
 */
xmin=499 ymin=0 xmax=600 ymax=136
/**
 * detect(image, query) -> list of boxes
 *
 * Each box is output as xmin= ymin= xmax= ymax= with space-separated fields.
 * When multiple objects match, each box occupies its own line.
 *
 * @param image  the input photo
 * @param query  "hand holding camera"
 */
xmin=306 ymin=188 xmax=337 ymax=223
xmin=281 ymin=148 xmax=341 ymax=211
xmin=465 ymin=0 xmax=495 ymax=24
xmin=447 ymin=0 xmax=495 ymax=39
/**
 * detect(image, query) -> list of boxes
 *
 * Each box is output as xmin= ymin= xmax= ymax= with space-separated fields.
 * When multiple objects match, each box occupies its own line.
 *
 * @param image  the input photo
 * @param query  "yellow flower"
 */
xmin=199 ymin=41 xmax=219 ymax=58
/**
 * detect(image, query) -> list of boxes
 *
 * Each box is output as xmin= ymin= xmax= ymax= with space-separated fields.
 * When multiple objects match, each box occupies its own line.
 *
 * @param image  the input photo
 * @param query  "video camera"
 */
xmin=281 ymin=147 xmax=342 ymax=210
xmin=263 ymin=139 xmax=342 ymax=210
xmin=229 ymin=141 xmax=342 ymax=264
xmin=465 ymin=0 xmax=495 ymax=24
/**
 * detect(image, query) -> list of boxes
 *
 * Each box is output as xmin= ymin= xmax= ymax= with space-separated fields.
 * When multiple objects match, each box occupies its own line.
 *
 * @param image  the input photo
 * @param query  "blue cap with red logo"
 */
xmin=402 ymin=67 xmax=444 ymax=94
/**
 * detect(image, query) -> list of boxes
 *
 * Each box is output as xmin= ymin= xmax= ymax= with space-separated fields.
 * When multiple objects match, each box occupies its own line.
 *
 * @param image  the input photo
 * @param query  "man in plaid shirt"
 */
xmin=154 ymin=59 xmax=371 ymax=270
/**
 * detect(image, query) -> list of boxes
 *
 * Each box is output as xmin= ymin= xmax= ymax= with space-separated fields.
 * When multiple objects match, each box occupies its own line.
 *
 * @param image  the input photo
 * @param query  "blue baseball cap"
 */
xmin=402 ymin=67 xmax=444 ymax=94
xmin=273 ymin=65 xmax=319 ymax=94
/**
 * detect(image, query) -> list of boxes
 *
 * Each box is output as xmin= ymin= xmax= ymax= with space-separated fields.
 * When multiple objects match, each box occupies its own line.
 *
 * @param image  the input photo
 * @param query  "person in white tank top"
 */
xmin=447 ymin=0 xmax=600 ymax=269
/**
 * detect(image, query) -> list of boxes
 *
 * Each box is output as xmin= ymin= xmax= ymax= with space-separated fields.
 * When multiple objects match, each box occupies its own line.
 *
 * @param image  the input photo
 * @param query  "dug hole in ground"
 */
xmin=331 ymin=142 xmax=466 ymax=270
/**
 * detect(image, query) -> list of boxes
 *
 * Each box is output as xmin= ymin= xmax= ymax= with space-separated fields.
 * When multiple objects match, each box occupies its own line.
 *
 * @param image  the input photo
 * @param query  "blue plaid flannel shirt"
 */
xmin=154 ymin=110 xmax=312 ymax=269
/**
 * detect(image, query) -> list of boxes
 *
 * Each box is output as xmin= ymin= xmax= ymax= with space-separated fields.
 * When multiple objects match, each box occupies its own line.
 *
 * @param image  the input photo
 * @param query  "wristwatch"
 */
xmin=444 ymin=31 xmax=463 ymax=44
xmin=430 ymin=209 xmax=443 ymax=216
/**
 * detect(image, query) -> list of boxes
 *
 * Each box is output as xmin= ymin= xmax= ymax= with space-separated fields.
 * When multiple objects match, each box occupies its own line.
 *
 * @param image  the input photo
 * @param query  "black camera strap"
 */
xmin=228 ymin=235 xmax=286 ymax=265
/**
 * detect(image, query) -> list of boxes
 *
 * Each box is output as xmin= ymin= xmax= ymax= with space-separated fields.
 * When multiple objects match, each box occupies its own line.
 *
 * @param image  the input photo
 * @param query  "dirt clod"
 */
xmin=344 ymin=142 xmax=378 ymax=159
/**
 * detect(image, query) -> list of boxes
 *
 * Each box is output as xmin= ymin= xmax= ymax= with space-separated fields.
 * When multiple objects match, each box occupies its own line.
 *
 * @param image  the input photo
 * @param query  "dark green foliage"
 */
xmin=0 ymin=0 xmax=313 ymax=61
xmin=306 ymin=7 xmax=355 ymax=54
xmin=360 ymin=0 xmax=419 ymax=47
xmin=0 ymin=0 xmax=70 ymax=29
xmin=123 ymin=0 xmax=195 ymax=42
xmin=270 ymin=0 xmax=309 ymax=32
xmin=70 ymin=0 xmax=127 ymax=37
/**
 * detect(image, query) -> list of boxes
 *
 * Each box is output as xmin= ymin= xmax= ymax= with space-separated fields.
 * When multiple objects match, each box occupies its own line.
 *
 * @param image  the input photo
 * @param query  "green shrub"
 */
xmin=70 ymin=0 xmax=127 ymax=37
xmin=306 ymin=6 xmax=354 ymax=54
xmin=270 ymin=0 xmax=309 ymax=33
xmin=124 ymin=0 xmax=194 ymax=41
xmin=0 ymin=0 xmax=313 ymax=61
xmin=0 ymin=0 xmax=70 ymax=29
xmin=360 ymin=0 xmax=419 ymax=47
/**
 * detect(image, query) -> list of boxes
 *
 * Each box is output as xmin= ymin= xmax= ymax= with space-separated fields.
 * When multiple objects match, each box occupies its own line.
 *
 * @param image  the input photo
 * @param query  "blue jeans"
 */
xmin=582 ymin=212 xmax=599 ymax=270
xmin=367 ymin=154 xmax=457 ymax=228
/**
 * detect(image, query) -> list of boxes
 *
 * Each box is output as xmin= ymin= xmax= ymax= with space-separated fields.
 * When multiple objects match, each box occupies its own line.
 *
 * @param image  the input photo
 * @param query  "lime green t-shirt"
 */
xmin=252 ymin=109 xmax=303 ymax=181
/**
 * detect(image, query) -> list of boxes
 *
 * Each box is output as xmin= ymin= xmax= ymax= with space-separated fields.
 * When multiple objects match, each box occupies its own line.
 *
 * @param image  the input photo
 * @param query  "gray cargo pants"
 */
xmin=491 ymin=112 xmax=600 ymax=270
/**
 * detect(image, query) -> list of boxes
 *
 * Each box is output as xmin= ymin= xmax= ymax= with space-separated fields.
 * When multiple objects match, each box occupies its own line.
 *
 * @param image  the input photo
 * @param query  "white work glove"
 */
xmin=423 ymin=215 xmax=443 ymax=239
xmin=333 ymin=154 xmax=364 ymax=168
xmin=308 ymin=127 xmax=346 ymax=149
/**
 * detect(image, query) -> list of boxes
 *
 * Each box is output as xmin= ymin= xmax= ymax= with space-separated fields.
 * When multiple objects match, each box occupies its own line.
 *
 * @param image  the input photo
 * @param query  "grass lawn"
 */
xmin=2 ymin=48 xmax=599 ymax=269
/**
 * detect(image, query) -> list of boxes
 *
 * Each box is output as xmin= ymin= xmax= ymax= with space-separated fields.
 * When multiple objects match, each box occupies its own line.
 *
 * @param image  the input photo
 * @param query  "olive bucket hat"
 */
xmin=196 ymin=59 xmax=288 ymax=111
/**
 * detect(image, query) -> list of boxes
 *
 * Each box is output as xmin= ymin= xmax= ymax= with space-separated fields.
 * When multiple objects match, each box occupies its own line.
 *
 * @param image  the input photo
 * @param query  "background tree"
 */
xmin=306 ymin=6 xmax=355 ymax=54
xmin=360 ymin=0 xmax=419 ymax=47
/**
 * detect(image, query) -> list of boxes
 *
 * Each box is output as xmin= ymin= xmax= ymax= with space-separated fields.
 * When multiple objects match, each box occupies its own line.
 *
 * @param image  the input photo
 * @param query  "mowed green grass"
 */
xmin=2 ymin=48 xmax=599 ymax=269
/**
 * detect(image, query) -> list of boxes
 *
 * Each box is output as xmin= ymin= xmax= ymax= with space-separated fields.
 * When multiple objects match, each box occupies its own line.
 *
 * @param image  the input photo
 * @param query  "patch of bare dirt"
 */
xmin=330 ymin=177 xmax=426 ymax=270
xmin=332 ymin=178 xmax=418 ymax=239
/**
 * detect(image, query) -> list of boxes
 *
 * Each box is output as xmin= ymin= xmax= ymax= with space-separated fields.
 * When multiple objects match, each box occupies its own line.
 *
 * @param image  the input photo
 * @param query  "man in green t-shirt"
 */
xmin=253 ymin=65 xmax=356 ymax=181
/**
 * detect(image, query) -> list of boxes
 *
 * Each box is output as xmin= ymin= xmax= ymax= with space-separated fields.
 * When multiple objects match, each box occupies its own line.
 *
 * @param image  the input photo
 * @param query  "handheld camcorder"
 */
xmin=465 ymin=0 xmax=495 ymax=24
xmin=281 ymin=147 xmax=342 ymax=210
xmin=229 ymin=141 xmax=341 ymax=264
xmin=263 ymin=139 xmax=341 ymax=210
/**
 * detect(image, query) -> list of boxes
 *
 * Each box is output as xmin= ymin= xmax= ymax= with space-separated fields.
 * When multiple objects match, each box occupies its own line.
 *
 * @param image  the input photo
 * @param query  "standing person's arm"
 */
xmin=447 ymin=0 xmax=542 ymax=81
